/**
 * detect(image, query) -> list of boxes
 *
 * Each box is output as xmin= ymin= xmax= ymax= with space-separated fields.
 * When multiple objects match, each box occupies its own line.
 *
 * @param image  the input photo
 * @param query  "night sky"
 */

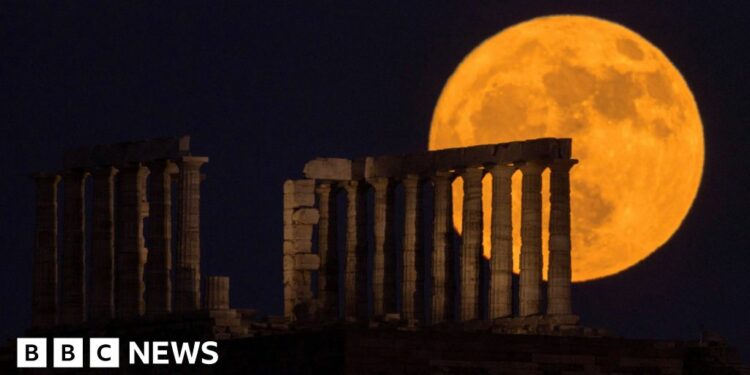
xmin=2 ymin=0 xmax=749 ymax=361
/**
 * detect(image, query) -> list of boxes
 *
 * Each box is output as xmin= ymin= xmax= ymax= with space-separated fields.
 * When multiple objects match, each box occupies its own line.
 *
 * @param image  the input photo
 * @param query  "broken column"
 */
xmin=61 ymin=169 xmax=88 ymax=324
xmin=175 ymin=156 xmax=208 ymax=312
xmin=371 ymin=177 xmax=395 ymax=318
xmin=204 ymin=276 xmax=230 ymax=310
xmin=431 ymin=171 xmax=453 ymax=323
xmin=283 ymin=179 xmax=320 ymax=321
xmin=116 ymin=164 xmax=149 ymax=318
xmin=32 ymin=173 xmax=61 ymax=328
xmin=90 ymin=166 xmax=117 ymax=320
xmin=547 ymin=159 xmax=577 ymax=316
xmin=402 ymin=174 xmax=423 ymax=321
xmin=146 ymin=160 xmax=176 ymax=315
xmin=344 ymin=180 xmax=368 ymax=321
xmin=519 ymin=161 xmax=544 ymax=317
xmin=315 ymin=182 xmax=338 ymax=319
xmin=459 ymin=167 xmax=483 ymax=321
xmin=489 ymin=164 xmax=514 ymax=319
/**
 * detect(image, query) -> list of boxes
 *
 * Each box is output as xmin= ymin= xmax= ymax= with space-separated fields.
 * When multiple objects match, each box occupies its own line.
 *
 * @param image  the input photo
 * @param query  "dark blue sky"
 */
xmin=2 ymin=0 xmax=749 ymax=360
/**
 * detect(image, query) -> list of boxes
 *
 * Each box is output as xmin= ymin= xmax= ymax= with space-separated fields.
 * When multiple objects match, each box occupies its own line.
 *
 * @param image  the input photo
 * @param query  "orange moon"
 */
xmin=429 ymin=15 xmax=704 ymax=282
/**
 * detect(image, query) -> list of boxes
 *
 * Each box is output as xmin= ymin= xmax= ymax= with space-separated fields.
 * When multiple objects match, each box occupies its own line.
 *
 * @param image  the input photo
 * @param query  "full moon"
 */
xmin=429 ymin=15 xmax=703 ymax=282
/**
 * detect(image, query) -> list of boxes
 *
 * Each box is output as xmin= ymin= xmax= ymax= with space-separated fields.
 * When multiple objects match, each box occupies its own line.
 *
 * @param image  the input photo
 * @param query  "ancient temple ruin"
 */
xmin=284 ymin=137 xmax=578 ymax=332
xmin=30 ymin=136 xmax=243 ymax=333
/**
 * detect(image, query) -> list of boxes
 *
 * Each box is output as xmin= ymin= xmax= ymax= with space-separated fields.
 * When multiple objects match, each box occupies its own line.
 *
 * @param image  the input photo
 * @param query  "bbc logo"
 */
xmin=17 ymin=338 xmax=119 ymax=368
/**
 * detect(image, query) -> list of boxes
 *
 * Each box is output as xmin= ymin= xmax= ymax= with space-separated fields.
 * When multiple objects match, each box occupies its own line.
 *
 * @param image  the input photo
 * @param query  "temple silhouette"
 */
xmin=1 ymin=136 xmax=743 ymax=373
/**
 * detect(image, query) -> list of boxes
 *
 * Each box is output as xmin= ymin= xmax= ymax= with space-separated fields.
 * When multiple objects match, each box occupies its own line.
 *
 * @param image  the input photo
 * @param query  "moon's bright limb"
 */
xmin=429 ymin=15 xmax=704 ymax=282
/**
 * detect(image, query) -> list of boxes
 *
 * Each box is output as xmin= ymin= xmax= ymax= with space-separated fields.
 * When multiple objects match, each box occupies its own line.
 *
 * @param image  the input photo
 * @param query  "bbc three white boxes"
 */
xmin=17 ymin=337 xmax=119 ymax=368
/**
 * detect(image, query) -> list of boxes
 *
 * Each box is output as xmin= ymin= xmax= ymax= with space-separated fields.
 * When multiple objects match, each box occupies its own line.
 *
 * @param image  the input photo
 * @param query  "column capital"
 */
xmin=91 ymin=165 xmax=118 ymax=178
xmin=549 ymin=158 xmax=578 ymax=172
xmin=459 ymin=165 xmax=484 ymax=179
xmin=518 ymin=160 xmax=547 ymax=175
xmin=432 ymin=170 xmax=454 ymax=182
xmin=178 ymin=156 xmax=209 ymax=167
xmin=147 ymin=159 xmax=178 ymax=174
xmin=488 ymin=163 xmax=516 ymax=178
xmin=342 ymin=179 xmax=365 ymax=193
xmin=32 ymin=172 xmax=61 ymax=184
xmin=402 ymin=174 xmax=420 ymax=189
xmin=367 ymin=176 xmax=391 ymax=191
xmin=63 ymin=168 xmax=90 ymax=179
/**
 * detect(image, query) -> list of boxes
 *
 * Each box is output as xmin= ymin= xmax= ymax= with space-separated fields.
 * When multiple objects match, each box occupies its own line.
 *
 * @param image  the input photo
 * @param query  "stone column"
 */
xmin=90 ymin=166 xmax=117 ymax=321
xmin=32 ymin=173 xmax=61 ymax=328
xmin=370 ymin=177 xmax=395 ymax=318
xmin=204 ymin=276 xmax=230 ymax=310
xmin=519 ymin=161 xmax=545 ymax=317
xmin=431 ymin=172 xmax=453 ymax=323
xmin=402 ymin=175 xmax=423 ymax=321
xmin=61 ymin=169 xmax=88 ymax=324
xmin=175 ymin=156 xmax=208 ymax=312
xmin=547 ymin=159 xmax=577 ymax=316
xmin=343 ymin=180 xmax=367 ymax=321
xmin=489 ymin=164 xmax=514 ymax=319
xmin=315 ymin=182 xmax=339 ymax=319
xmin=146 ymin=160 xmax=176 ymax=315
xmin=459 ymin=167 xmax=483 ymax=321
xmin=116 ymin=164 xmax=150 ymax=318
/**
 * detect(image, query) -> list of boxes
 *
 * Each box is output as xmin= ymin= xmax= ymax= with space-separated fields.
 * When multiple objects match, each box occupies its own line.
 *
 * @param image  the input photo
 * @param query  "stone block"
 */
xmin=303 ymin=158 xmax=354 ymax=180
xmin=283 ymin=239 xmax=312 ymax=253
xmin=364 ymin=155 xmax=403 ymax=179
xmin=283 ymin=179 xmax=315 ymax=207
xmin=294 ymin=253 xmax=320 ymax=271
xmin=283 ymin=192 xmax=315 ymax=208
xmin=283 ymin=179 xmax=315 ymax=194
xmin=283 ymin=224 xmax=313 ymax=241
xmin=282 ymin=255 xmax=295 ymax=272
xmin=292 ymin=208 xmax=319 ymax=225
xmin=283 ymin=209 xmax=294 ymax=224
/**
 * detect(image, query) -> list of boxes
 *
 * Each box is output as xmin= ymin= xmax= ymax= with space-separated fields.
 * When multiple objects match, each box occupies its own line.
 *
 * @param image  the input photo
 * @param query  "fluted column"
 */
xmin=116 ymin=164 xmax=149 ymax=318
xmin=519 ymin=161 xmax=545 ymax=317
xmin=32 ymin=173 xmax=61 ymax=328
xmin=459 ymin=167 xmax=483 ymax=321
xmin=316 ymin=182 xmax=339 ymax=318
xmin=431 ymin=172 xmax=454 ymax=323
xmin=146 ymin=160 xmax=176 ymax=315
xmin=61 ymin=169 xmax=88 ymax=324
xmin=489 ymin=164 xmax=514 ymax=319
xmin=90 ymin=166 xmax=117 ymax=320
xmin=175 ymin=156 xmax=208 ymax=312
xmin=343 ymin=181 xmax=367 ymax=321
xmin=370 ymin=177 xmax=395 ymax=318
xmin=547 ymin=159 xmax=577 ymax=316
xmin=204 ymin=276 xmax=230 ymax=310
xmin=402 ymin=175 xmax=423 ymax=321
